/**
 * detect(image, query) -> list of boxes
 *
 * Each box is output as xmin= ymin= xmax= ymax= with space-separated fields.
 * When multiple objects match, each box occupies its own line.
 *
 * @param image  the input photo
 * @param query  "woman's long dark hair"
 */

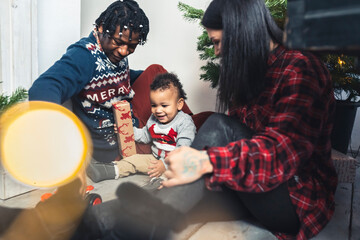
xmin=215 ymin=0 xmax=283 ymax=111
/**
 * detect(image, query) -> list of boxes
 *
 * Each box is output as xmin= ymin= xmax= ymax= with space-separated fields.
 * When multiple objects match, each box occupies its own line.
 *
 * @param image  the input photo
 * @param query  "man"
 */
xmin=29 ymin=0 xmax=149 ymax=164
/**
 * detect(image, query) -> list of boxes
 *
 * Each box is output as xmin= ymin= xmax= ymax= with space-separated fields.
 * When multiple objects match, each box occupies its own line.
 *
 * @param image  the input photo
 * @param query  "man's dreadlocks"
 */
xmin=95 ymin=0 xmax=149 ymax=45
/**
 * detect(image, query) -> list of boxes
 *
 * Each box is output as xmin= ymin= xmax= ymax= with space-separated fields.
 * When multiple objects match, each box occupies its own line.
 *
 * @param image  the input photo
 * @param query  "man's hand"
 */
xmin=148 ymin=159 xmax=166 ymax=178
xmin=162 ymin=146 xmax=213 ymax=187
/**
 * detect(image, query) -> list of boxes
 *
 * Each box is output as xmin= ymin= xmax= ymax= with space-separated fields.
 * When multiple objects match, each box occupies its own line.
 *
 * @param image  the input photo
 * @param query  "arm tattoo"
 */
xmin=182 ymin=152 xmax=208 ymax=177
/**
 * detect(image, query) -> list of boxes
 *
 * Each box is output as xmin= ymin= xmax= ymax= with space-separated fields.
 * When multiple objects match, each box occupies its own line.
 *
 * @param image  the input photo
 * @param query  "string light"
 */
xmin=337 ymin=57 xmax=346 ymax=67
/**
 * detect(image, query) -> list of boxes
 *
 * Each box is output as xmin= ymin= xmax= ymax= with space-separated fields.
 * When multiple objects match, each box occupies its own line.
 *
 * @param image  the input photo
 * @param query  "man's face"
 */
xmin=98 ymin=25 xmax=140 ymax=64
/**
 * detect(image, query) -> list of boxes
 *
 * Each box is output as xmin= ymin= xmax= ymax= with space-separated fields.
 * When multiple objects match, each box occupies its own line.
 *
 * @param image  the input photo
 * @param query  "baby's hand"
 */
xmin=148 ymin=160 xmax=166 ymax=178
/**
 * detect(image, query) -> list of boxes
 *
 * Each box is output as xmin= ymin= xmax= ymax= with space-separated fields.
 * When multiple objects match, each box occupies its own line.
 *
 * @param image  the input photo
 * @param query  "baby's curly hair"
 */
xmin=150 ymin=73 xmax=187 ymax=100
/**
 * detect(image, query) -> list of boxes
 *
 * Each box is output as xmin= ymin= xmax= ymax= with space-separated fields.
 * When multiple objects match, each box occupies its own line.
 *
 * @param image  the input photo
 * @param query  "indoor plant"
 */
xmin=0 ymin=86 xmax=28 ymax=115
xmin=322 ymin=54 xmax=360 ymax=104
xmin=322 ymin=54 xmax=360 ymax=153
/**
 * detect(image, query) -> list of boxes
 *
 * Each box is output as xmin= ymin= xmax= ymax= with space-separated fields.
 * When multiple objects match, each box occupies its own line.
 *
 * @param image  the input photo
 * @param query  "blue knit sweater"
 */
xmin=29 ymin=31 xmax=141 ymax=163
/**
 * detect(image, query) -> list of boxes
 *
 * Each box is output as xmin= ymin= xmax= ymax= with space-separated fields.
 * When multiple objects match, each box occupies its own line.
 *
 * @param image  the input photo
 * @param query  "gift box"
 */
xmin=112 ymin=100 xmax=136 ymax=159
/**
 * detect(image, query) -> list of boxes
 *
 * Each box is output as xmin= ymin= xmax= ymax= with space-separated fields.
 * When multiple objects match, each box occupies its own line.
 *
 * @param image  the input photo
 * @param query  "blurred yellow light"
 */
xmin=0 ymin=101 xmax=92 ymax=188
xmin=338 ymin=57 xmax=346 ymax=67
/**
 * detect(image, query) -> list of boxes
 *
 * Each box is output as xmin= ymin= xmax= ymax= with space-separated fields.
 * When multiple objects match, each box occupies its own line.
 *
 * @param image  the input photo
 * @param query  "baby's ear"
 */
xmin=177 ymin=98 xmax=184 ymax=111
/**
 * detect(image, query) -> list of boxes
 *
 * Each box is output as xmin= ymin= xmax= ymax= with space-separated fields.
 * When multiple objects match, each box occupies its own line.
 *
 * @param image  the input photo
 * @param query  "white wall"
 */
xmin=81 ymin=0 xmax=217 ymax=114
xmin=37 ymin=0 xmax=81 ymax=75
xmin=0 ymin=0 xmax=38 ymax=94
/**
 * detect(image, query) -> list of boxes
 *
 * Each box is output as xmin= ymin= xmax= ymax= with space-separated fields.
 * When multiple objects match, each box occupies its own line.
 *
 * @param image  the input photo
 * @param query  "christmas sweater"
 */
xmin=29 ymin=31 xmax=135 ymax=163
xmin=134 ymin=111 xmax=196 ymax=165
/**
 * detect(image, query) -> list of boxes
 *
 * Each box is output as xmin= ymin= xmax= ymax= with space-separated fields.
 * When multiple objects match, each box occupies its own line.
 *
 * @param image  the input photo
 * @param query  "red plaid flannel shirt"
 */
xmin=205 ymin=45 xmax=338 ymax=239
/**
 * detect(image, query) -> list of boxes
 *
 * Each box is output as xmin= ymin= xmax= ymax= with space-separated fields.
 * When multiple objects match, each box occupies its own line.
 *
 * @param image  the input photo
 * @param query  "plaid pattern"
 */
xmin=205 ymin=46 xmax=338 ymax=239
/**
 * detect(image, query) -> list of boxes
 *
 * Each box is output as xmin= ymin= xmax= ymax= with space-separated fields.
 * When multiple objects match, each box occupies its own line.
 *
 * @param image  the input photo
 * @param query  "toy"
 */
xmin=40 ymin=185 xmax=102 ymax=206
xmin=84 ymin=185 xmax=102 ymax=205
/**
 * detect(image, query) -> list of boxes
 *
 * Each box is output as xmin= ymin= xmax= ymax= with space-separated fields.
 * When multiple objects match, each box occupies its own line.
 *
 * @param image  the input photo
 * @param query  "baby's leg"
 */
xmin=115 ymin=154 xmax=155 ymax=177
xmin=86 ymin=159 xmax=117 ymax=183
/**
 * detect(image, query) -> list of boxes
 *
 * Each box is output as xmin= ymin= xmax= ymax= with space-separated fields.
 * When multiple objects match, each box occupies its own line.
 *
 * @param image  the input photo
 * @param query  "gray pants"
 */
xmin=155 ymin=113 xmax=300 ymax=234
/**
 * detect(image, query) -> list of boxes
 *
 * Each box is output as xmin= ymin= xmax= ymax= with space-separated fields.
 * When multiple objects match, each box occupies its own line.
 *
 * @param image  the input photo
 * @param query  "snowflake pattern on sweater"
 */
xmin=29 ymin=32 xmax=135 ymax=162
xmin=76 ymin=41 xmax=134 ymax=148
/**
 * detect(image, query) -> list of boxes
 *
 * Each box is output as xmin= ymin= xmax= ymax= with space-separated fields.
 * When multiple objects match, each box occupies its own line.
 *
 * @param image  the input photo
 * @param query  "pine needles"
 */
xmin=0 ymin=87 xmax=28 ymax=114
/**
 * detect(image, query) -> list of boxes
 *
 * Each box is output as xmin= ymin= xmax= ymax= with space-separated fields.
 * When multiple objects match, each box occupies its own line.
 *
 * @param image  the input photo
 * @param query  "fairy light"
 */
xmin=338 ymin=57 xmax=346 ymax=67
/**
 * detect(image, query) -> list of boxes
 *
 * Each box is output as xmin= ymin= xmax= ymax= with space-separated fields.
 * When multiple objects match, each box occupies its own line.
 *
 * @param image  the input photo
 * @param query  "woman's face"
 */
xmin=206 ymin=28 xmax=223 ymax=56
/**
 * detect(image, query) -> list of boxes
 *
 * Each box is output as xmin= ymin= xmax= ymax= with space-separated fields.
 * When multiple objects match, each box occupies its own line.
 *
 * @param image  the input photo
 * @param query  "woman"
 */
xmin=162 ymin=0 xmax=338 ymax=239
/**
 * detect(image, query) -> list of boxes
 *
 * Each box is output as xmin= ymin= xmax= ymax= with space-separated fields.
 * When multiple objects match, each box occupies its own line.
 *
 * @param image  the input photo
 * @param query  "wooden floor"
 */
xmin=1 ymin=156 xmax=359 ymax=240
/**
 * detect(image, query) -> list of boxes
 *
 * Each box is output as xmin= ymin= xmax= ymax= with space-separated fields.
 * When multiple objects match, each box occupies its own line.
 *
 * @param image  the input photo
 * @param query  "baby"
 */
xmin=87 ymin=72 xmax=196 ymax=187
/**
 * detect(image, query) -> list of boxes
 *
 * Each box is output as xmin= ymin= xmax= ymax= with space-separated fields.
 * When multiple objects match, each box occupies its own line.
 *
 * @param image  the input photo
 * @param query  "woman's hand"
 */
xmin=162 ymin=146 xmax=213 ymax=187
xmin=148 ymin=160 xmax=166 ymax=178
